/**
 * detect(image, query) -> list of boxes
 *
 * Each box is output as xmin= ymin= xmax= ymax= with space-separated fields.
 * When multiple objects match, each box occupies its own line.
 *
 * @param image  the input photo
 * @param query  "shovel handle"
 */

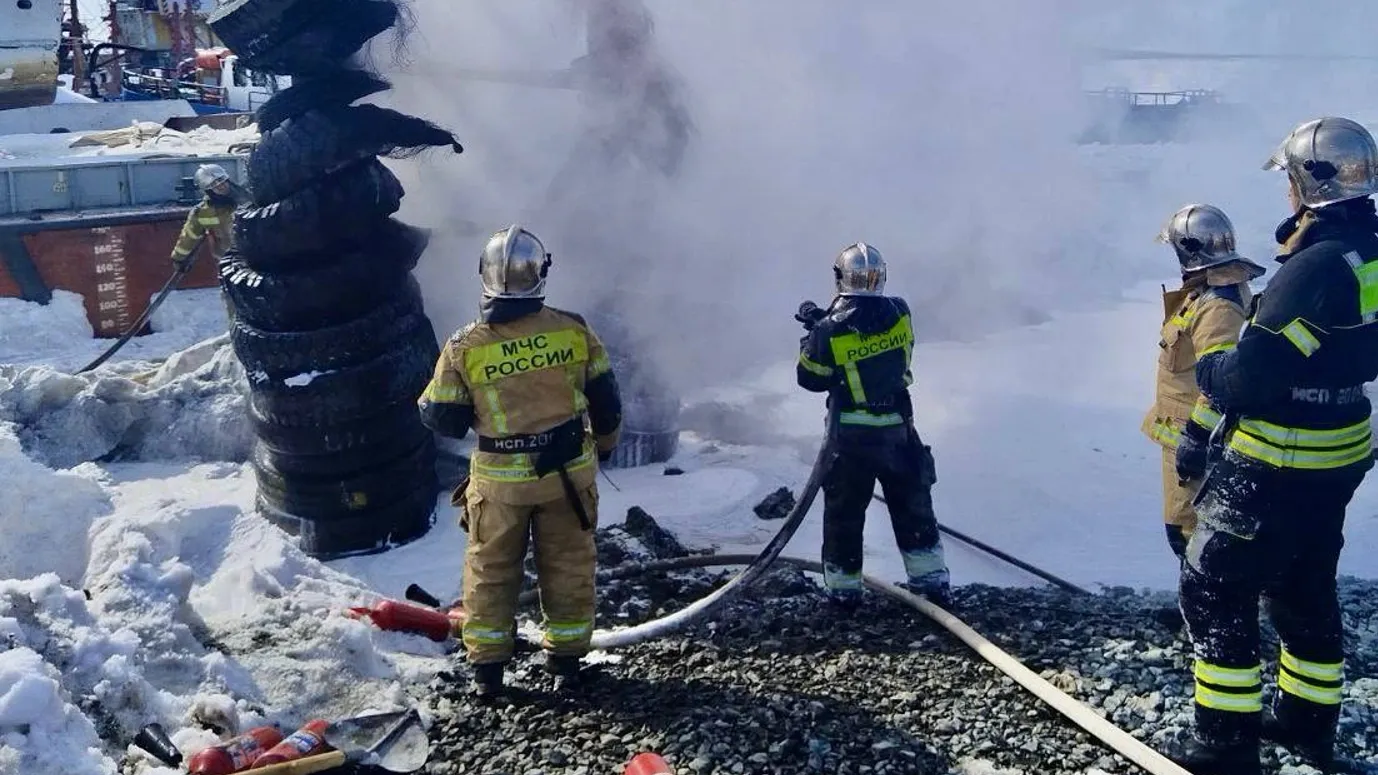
xmin=244 ymin=750 xmax=347 ymax=775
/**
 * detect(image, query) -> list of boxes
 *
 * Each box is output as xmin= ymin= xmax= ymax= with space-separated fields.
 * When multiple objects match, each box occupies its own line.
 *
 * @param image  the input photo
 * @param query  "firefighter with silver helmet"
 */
xmin=1165 ymin=117 xmax=1378 ymax=775
xmin=417 ymin=225 xmax=623 ymax=699
xmin=795 ymin=243 xmax=950 ymax=609
xmin=170 ymin=164 xmax=241 ymax=270
xmin=1141 ymin=204 xmax=1265 ymax=563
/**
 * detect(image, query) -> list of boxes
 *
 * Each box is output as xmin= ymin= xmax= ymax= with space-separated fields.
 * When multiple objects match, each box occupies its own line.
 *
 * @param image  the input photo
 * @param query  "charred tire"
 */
xmin=219 ymin=219 xmax=427 ymax=333
xmin=251 ymin=399 xmax=429 ymax=457
xmin=255 ymin=69 xmax=392 ymax=132
xmin=247 ymin=325 xmax=436 ymax=428
xmin=256 ymin=475 xmax=439 ymax=560
xmin=233 ymin=159 xmax=404 ymax=265
xmin=250 ymin=416 xmax=431 ymax=480
xmin=247 ymin=105 xmax=460 ymax=206
xmin=232 ymin=276 xmax=425 ymax=377
xmin=254 ymin=435 xmax=436 ymax=517
xmin=605 ymin=428 xmax=681 ymax=469
xmin=208 ymin=0 xmax=399 ymax=76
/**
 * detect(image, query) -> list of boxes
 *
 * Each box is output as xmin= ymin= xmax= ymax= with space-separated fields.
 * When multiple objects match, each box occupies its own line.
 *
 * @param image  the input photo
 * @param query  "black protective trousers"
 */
xmin=1181 ymin=453 xmax=1368 ymax=748
xmin=820 ymin=424 xmax=943 ymax=591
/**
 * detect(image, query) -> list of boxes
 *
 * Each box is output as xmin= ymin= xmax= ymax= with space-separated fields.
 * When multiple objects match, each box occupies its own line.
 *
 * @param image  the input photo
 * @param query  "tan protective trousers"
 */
xmin=1161 ymin=447 xmax=1200 ymax=536
xmin=460 ymin=481 xmax=599 ymax=664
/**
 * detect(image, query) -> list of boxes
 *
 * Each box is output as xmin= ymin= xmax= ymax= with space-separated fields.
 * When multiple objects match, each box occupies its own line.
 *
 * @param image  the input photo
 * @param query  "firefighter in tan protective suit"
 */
xmin=1141 ymin=204 xmax=1265 ymax=561
xmin=417 ymin=225 xmax=623 ymax=699
xmin=170 ymin=164 xmax=241 ymax=323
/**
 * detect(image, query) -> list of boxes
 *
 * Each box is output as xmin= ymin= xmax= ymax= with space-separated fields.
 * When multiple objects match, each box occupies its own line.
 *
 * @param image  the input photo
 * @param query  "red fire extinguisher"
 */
xmin=186 ymin=725 xmax=284 ymax=775
xmin=625 ymin=752 xmax=675 ymax=775
xmin=347 ymin=599 xmax=453 ymax=642
xmin=250 ymin=719 xmax=330 ymax=767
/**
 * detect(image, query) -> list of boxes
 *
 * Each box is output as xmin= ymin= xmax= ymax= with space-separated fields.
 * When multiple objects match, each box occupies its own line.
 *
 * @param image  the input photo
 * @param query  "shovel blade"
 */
xmin=322 ymin=710 xmax=430 ymax=773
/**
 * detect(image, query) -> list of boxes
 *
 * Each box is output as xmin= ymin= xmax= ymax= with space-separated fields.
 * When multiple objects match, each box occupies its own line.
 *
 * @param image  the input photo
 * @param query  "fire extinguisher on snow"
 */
xmin=347 ymin=599 xmax=454 ymax=642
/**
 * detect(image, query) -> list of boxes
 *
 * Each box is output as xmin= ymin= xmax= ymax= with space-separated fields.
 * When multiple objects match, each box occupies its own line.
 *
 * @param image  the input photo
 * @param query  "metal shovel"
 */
xmin=245 ymin=709 xmax=429 ymax=775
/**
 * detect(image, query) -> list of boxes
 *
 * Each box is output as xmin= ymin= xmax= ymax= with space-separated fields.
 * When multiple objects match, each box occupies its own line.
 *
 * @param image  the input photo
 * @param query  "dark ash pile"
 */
xmin=413 ymin=513 xmax=1378 ymax=775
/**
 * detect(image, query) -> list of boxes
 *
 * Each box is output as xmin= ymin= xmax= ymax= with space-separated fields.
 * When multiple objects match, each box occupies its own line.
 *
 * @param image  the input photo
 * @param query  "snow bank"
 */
xmin=0 ymin=335 xmax=251 ymax=468
xmin=0 ymin=292 xmax=93 ymax=366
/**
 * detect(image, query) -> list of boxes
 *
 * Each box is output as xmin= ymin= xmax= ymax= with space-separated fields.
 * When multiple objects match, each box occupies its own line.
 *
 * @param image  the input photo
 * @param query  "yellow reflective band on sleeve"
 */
xmin=1198 ymin=342 xmax=1235 ymax=357
xmin=465 ymin=329 xmax=588 ymax=386
xmin=828 ymin=315 xmax=914 ymax=365
xmin=1171 ymin=306 xmax=1197 ymax=329
xmin=839 ymin=410 xmax=903 ymax=426
xmin=1281 ymin=318 xmax=1321 ymax=357
xmin=1342 ymin=251 xmax=1378 ymax=322
xmin=589 ymin=350 xmax=611 ymax=378
xmin=1194 ymin=661 xmax=1261 ymax=688
xmin=421 ymin=382 xmax=464 ymax=403
xmin=799 ymin=351 xmax=833 ymax=376
xmin=1190 ymin=400 xmax=1222 ymax=430
xmin=1150 ymin=418 xmax=1181 ymax=449
xmin=197 ymin=216 xmax=222 ymax=226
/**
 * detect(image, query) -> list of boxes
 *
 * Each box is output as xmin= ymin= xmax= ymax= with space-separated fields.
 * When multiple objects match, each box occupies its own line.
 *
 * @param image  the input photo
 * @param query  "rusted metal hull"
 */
xmin=0 ymin=207 xmax=220 ymax=338
xmin=0 ymin=0 xmax=63 ymax=110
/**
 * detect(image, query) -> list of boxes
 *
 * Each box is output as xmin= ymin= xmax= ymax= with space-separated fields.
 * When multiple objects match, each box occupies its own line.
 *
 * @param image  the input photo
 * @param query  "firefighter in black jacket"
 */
xmin=1170 ymin=116 xmax=1378 ymax=775
xmin=796 ymin=243 xmax=950 ymax=609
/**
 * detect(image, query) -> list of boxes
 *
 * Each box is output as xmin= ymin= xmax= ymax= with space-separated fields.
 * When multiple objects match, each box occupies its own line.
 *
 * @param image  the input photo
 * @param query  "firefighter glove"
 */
xmin=172 ymin=254 xmax=194 ymax=272
xmin=1175 ymin=430 xmax=1209 ymax=484
xmin=795 ymin=300 xmax=826 ymax=330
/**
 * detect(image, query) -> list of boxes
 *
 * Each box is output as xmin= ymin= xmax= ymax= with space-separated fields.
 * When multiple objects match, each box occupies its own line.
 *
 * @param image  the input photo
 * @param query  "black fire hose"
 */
xmin=872 ymin=493 xmax=1091 ymax=596
xmin=76 ymin=238 xmax=205 ymax=374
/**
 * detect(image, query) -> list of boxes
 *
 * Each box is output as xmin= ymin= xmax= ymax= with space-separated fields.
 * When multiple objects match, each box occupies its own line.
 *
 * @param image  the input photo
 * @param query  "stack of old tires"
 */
xmin=209 ymin=0 xmax=463 ymax=559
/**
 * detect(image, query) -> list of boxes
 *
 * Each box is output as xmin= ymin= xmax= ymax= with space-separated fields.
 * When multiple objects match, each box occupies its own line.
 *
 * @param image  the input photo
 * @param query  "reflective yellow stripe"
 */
xmin=1277 ymin=672 xmax=1342 ymax=705
xmin=1229 ymin=433 xmax=1372 ymax=469
xmin=197 ymin=216 xmax=222 ymax=225
xmin=839 ymin=410 xmax=903 ymax=426
xmin=823 ymin=565 xmax=863 ymax=590
xmin=1190 ymin=400 xmax=1222 ymax=429
xmin=842 ymin=363 xmax=867 ymax=404
xmin=799 ymin=352 xmax=832 ymax=376
xmin=1171 ymin=307 xmax=1197 ymax=329
xmin=1194 ymin=662 xmax=1261 ymax=688
xmin=1195 ymin=685 xmax=1263 ymax=712
xmin=470 ymin=442 xmax=596 ymax=483
xmin=589 ymin=351 xmax=612 ymax=378
xmin=901 ymin=549 xmax=947 ymax=578
xmin=1238 ymin=417 xmax=1371 ymax=448
xmin=1229 ymin=417 xmax=1372 ymax=470
xmin=1281 ymin=319 xmax=1321 ymax=357
xmin=421 ymin=383 xmax=463 ymax=403
xmin=545 ymin=620 xmax=592 ymax=642
xmin=462 ymin=624 xmax=512 ymax=645
xmin=1150 ymin=419 xmax=1181 ymax=448
xmin=1198 ymin=342 xmax=1234 ymax=356
xmin=465 ymin=329 xmax=588 ymax=386
xmin=1281 ymin=649 xmax=1343 ymax=682
xmin=1342 ymin=251 xmax=1378 ymax=321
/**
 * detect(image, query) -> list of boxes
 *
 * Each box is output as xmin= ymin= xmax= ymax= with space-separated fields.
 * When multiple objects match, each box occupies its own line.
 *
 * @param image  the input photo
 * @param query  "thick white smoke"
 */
xmin=372 ymin=0 xmax=1378 ymax=395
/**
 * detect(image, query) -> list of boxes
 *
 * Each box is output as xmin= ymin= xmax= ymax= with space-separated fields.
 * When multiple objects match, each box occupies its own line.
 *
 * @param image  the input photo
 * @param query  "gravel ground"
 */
xmin=412 ymin=513 xmax=1378 ymax=775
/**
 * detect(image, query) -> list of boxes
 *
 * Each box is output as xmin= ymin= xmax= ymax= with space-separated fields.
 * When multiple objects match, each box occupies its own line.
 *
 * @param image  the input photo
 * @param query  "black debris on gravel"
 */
xmin=753 ymin=487 xmax=796 ymax=521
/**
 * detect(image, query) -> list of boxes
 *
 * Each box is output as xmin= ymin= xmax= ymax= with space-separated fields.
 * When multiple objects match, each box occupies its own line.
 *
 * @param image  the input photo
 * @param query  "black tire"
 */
xmin=247 ymin=104 xmax=460 ymax=206
xmin=255 ymin=69 xmax=392 ymax=132
xmin=249 ymin=414 xmax=432 ymax=479
xmin=246 ymin=324 xmax=436 ymax=427
xmin=219 ymin=218 xmax=427 ymax=333
xmin=256 ymin=475 xmax=439 ymax=560
xmin=605 ymin=429 xmax=681 ymax=469
xmin=251 ymin=399 xmax=428 ymax=457
xmin=254 ymin=435 xmax=436 ymax=517
xmin=233 ymin=158 xmax=404 ymax=265
xmin=208 ymin=0 xmax=400 ymax=77
xmin=232 ymin=275 xmax=424 ymax=377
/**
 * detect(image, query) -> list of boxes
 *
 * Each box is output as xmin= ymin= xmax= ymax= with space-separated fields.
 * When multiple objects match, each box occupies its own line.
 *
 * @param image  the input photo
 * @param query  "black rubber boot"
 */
xmin=470 ymin=662 xmax=505 ymax=700
xmin=1167 ymin=738 xmax=1262 ymax=775
xmin=547 ymin=655 xmax=586 ymax=693
xmin=1261 ymin=710 xmax=1346 ymax=772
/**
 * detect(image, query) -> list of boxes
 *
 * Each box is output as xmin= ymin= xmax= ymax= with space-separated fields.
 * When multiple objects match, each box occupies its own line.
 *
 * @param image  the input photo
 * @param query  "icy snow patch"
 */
xmin=0 ymin=336 xmax=251 ymax=468
xmin=0 ymin=423 xmax=111 ymax=586
xmin=283 ymin=370 xmax=331 ymax=387
xmin=0 ymin=291 xmax=94 ymax=365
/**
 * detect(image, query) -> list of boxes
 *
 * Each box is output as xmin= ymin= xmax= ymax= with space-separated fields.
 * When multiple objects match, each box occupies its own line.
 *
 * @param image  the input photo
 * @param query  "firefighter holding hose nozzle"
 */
xmin=795 ymin=243 xmax=951 ymax=610
xmin=1168 ymin=117 xmax=1378 ymax=775
xmin=171 ymin=163 xmax=244 ymax=323
xmin=417 ymin=225 xmax=623 ymax=699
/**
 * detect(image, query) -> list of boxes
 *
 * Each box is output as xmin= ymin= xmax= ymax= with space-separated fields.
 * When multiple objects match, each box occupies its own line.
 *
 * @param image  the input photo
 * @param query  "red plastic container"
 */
xmin=348 ymin=599 xmax=453 ymax=642
xmin=251 ymin=719 xmax=329 ymax=767
xmin=186 ymin=726 xmax=284 ymax=775
xmin=625 ymin=752 xmax=675 ymax=775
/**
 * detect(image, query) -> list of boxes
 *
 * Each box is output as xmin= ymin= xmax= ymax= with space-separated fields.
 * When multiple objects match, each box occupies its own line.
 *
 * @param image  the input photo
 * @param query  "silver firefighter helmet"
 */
xmin=833 ymin=242 xmax=886 ymax=296
xmin=1156 ymin=204 xmax=1264 ymax=276
xmin=1264 ymin=116 xmax=1378 ymax=209
xmin=479 ymin=225 xmax=552 ymax=299
xmin=193 ymin=163 xmax=231 ymax=195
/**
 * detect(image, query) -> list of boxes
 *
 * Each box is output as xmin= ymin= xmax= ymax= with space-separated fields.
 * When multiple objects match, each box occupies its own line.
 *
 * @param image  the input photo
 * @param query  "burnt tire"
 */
xmin=232 ymin=275 xmax=425 ymax=377
xmin=247 ymin=105 xmax=460 ymax=206
xmin=246 ymin=325 xmax=436 ymax=428
xmin=208 ymin=0 xmax=400 ymax=76
xmin=256 ymin=474 xmax=439 ymax=560
xmin=233 ymin=158 xmax=404 ymax=266
xmin=255 ymin=69 xmax=392 ymax=132
xmin=219 ymin=218 xmax=427 ymax=333
xmin=251 ymin=399 xmax=429 ymax=457
xmin=249 ymin=415 xmax=432 ymax=480
xmin=605 ymin=428 xmax=681 ymax=469
xmin=253 ymin=435 xmax=436 ymax=517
